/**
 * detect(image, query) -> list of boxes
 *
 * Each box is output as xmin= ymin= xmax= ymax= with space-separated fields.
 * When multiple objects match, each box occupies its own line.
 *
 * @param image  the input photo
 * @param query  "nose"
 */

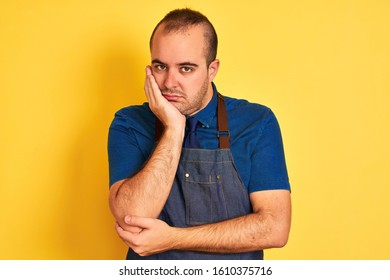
xmin=163 ymin=69 xmax=179 ymax=89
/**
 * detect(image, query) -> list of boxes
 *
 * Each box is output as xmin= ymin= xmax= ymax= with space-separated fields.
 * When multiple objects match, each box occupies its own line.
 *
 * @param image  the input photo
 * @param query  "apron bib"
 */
xmin=127 ymin=94 xmax=263 ymax=259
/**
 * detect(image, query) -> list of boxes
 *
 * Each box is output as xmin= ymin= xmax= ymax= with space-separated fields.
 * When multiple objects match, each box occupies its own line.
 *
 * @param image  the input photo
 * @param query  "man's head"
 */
xmin=150 ymin=8 xmax=218 ymax=66
xmin=149 ymin=8 xmax=220 ymax=116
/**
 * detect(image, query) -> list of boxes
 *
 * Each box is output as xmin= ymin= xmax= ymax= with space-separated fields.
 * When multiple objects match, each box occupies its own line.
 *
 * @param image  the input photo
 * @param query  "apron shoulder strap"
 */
xmin=217 ymin=93 xmax=230 ymax=149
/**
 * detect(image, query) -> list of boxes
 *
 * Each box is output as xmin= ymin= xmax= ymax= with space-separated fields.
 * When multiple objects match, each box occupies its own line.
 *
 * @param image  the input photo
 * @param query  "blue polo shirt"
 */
xmin=108 ymin=84 xmax=290 ymax=193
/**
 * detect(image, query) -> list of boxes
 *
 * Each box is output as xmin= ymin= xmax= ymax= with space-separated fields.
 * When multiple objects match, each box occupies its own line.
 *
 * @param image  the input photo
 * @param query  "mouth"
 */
xmin=162 ymin=94 xmax=183 ymax=102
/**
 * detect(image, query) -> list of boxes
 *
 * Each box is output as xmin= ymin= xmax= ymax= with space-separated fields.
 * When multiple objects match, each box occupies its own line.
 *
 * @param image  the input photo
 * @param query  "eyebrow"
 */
xmin=152 ymin=59 xmax=199 ymax=68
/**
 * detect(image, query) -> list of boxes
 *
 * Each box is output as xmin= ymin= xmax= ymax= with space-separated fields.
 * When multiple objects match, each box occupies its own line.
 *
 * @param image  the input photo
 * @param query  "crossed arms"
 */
xmin=108 ymin=67 xmax=291 ymax=256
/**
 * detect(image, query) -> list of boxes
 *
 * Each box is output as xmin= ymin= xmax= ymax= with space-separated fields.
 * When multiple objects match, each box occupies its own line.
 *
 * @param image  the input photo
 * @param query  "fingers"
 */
xmin=114 ymin=216 xmax=152 ymax=241
xmin=121 ymin=223 xmax=143 ymax=234
xmin=115 ymin=217 xmax=173 ymax=256
xmin=125 ymin=215 xmax=153 ymax=229
xmin=143 ymin=66 xmax=171 ymax=122
xmin=143 ymin=65 xmax=185 ymax=130
xmin=144 ymin=66 xmax=161 ymax=103
xmin=115 ymin=217 xmax=153 ymax=256
xmin=145 ymin=65 xmax=152 ymax=76
xmin=115 ymin=221 xmax=135 ymax=247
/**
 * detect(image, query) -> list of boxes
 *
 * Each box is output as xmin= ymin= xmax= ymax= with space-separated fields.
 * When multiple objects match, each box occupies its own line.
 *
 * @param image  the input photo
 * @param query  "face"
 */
xmin=150 ymin=24 xmax=219 ymax=116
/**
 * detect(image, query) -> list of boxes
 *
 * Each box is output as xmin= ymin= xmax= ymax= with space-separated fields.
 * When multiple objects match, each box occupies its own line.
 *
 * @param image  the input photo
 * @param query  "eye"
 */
xmin=155 ymin=64 xmax=167 ymax=71
xmin=181 ymin=67 xmax=192 ymax=73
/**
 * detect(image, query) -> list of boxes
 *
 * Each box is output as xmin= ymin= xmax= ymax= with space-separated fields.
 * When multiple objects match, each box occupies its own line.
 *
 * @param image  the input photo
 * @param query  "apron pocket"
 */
xmin=183 ymin=174 xmax=229 ymax=226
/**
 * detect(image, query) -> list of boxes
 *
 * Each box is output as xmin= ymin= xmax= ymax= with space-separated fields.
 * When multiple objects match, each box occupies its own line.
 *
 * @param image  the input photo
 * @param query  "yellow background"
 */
xmin=1 ymin=0 xmax=389 ymax=259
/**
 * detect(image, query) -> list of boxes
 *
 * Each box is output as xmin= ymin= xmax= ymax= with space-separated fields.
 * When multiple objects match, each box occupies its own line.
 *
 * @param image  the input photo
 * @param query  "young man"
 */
xmin=108 ymin=8 xmax=291 ymax=259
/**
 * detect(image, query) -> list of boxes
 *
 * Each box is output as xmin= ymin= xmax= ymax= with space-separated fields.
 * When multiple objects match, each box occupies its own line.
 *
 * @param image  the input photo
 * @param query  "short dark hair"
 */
xmin=149 ymin=8 xmax=218 ymax=66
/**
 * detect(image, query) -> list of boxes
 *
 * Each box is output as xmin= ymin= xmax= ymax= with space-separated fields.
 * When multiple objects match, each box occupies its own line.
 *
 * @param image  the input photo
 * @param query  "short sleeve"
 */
xmin=248 ymin=110 xmax=290 ymax=192
xmin=107 ymin=110 xmax=149 ymax=187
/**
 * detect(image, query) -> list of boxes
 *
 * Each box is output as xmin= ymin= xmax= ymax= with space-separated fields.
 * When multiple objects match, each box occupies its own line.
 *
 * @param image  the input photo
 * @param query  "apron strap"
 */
xmin=217 ymin=93 xmax=230 ymax=149
xmin=154 ymin=93 xmax=230 ymax=149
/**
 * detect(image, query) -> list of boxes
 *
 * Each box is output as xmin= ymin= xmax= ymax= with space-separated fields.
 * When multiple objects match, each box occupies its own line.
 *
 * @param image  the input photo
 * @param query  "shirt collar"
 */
xmin=192 ymin=83 xmax=218 ymax=128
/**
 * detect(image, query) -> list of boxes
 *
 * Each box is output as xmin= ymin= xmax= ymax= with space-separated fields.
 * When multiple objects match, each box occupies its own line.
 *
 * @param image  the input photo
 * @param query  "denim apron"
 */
xmin=126 ymin=94 xmax=263 ymax=259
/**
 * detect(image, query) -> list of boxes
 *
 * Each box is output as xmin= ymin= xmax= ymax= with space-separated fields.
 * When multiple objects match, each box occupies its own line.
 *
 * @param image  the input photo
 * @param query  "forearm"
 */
xmin=170 ymin=212 xmax=290 ymax=253
xmin=109 ymin=127 xmax=184 ymax=223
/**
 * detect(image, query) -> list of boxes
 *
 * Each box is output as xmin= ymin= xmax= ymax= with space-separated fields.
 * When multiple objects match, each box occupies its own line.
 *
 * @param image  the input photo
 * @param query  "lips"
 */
xmin=162 ymin=94 xmax=182 ymax=101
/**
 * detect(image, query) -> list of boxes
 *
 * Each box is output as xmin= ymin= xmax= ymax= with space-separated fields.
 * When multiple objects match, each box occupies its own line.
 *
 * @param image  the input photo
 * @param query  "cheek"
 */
xmin=187 ymin=73 xmax=206 ymax=87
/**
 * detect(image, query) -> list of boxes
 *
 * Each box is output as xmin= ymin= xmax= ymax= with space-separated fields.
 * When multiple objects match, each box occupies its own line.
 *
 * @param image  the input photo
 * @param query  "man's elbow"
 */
xmin=108 ymin=179 xmax=126 ymax=219
xmin=269 ymin=221 xmax=291 ymax=248
xmin=271 ymin=230 xmax=290 ymax=248
xmin=252 ymin=226 xmax=290 ymax=249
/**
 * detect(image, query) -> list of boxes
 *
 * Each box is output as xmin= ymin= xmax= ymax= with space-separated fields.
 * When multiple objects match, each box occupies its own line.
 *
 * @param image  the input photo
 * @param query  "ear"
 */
xmin=208 ymin=59 xmax=220 ymax=81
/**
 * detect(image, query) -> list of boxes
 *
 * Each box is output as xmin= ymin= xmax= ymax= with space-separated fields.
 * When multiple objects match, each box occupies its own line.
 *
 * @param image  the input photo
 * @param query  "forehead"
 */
xmin=151 ymin=24 xmax=207 ymax=64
